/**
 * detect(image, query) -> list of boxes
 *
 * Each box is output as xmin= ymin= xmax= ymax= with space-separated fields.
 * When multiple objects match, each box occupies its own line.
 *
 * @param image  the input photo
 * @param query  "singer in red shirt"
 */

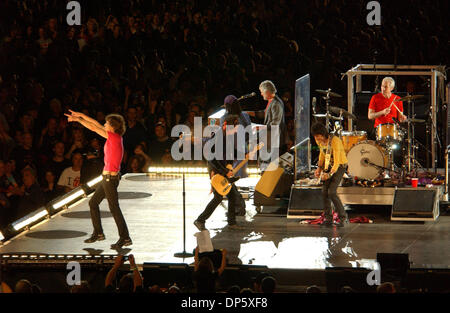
xmin=368 ymin=77 xmax=407 ymax=128
xmin=65 ymin=110 xmax=132 ymax=249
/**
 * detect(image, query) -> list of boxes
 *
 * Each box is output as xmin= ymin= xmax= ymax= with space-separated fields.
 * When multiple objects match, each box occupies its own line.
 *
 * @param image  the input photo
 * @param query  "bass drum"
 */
xmin=347 ymin=140 xmax=388 ymax=180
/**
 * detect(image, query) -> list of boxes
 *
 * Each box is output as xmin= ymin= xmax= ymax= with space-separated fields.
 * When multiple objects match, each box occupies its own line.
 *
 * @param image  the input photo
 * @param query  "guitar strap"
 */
xmin=323 ymin=135 xmax=333 ymax=173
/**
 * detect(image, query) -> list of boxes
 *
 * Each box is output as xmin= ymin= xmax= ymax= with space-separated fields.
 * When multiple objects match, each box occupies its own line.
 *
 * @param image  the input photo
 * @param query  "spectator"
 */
xmin=253 ymin=272 xmax=270 ymax=293
xmin=149 ymin=285 xmax=162 ymax=294
xmin=42 ymin=169 xmax=63 ymax=203
xmin=149 ymin=122 xmax=173 ymax=164
xmin=0 ymin=281 xmax=13 ymax=293
xmin=126 ymin=155 xmax=146 ymax=173
xmin=38 ymin=117 xmax=61 ymax=156
xmin=123 ymin=106 xmax=147 ymax=156
xmin=16 ymin=167 xmax=46 ymax=217
xmin=227 ymin=285 xmax=241 ymax=293
xmin=57 ymin=151 xmax=83 ymax=193
xmin=306 ymin=285 xmax=322 ymax=293
xmin=340 ymin=286 xmax=356 ymax=293
xmin=10 ymin=132 xmax=38 ymax=172
xmin=105 ymin=254 xmax=144 ymax=293
xmin=65 ymin=127 xmax=87 ymax=160
xmin=80 ymin=147 xmax=104 ymax=185
xmin=0 ymin=188 xmax=10 ymax=227
xmin=130 ymin=143 xmax=151 ymax=171
xmin=261 ymin=276 xmax=276 ymax=293
xmin=31 ymin=284 xmax=42 ymax=294
xmin=193 ymin=247 xmax=227 ymax=293
xmin=14 ymin=279 xmax=33 ymax=293
xmin=0 ymin=160 xmax=9 ymax=191
xmin=46 ymin=141 xmax=71 ymax=182
xmin=36 ymin=27 xmax=52 ymax=55
xmin=377 ymin=282 xmax=396 ymax=294
xmin=4 ymin=160 xmax=19 ymax=191
xmin=0 ymin=121 xmax=14 ymax=160
xmin=168 ymin=285 xmax=181 ymax=294
xmin=71 ymin=281 xmax=91 ymax=293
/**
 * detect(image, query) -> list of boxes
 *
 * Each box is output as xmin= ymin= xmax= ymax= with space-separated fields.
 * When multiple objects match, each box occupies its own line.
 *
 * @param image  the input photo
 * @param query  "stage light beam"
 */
xmin=52 ymin=189 xmax=85 ymax=210
xmin=12 ymin=209 xmax=48 ymax=231
xmin=87 ymin=175 xmax=103 ymax=187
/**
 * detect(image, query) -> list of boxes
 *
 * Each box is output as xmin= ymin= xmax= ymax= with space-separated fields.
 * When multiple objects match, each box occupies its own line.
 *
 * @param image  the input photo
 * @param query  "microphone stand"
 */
xmin=365 ymin=160 xmax=401 ymax=176
xmin=174 ymin=172 xmax=194 ymax=259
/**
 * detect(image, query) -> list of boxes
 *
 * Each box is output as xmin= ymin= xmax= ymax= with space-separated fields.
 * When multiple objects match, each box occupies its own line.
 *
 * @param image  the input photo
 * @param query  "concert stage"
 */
xmin=1 ymin=173 xmax=450 ymax=273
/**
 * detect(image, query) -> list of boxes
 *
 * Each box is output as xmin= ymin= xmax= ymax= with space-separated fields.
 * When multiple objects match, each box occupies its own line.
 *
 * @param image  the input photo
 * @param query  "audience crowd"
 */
xmin=1 ymin=253 xmax=416 ymax=293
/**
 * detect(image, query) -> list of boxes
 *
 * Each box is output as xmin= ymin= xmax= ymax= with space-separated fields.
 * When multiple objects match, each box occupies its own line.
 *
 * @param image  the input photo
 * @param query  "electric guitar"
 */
xmin=211 ymin=143 xmax=264 ymax=196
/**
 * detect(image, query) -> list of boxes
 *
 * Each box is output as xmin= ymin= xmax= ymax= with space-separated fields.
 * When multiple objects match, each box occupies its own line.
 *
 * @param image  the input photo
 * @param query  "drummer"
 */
xmin=368 ymin=77 xmax=407 ymax=129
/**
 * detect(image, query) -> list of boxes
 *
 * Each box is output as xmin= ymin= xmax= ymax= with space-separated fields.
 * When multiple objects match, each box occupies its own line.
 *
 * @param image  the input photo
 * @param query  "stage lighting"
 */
xmin=87 ymin=175 xmax=103 ymax=187
xmin=0 ymin=230 xmax=4 ymax=241
xmin=52 ymin=189 xmax=85 ymax=210
xmin=12 ymin=208 xmax=49 ymax=231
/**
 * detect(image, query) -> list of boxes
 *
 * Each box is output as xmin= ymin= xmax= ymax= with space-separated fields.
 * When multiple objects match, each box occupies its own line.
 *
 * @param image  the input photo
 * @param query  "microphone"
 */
xmin=238 ymin=92 xmax=256 ymax=100
xmin=312 ymin=97 xmax=317 ymax=114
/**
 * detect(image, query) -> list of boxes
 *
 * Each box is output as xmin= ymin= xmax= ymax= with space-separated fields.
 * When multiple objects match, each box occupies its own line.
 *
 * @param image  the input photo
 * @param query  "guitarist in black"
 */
xmin=194 ymin=115 xmax=242 ymax=231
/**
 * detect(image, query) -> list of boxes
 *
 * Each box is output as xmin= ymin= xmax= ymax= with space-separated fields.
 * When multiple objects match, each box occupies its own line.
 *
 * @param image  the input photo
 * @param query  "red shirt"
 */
xmin=264 ymin=98 xmax=273 ymax=115
xmin=104 ymin=131 xmax=124 ymax=172
xmin=369 ymin=93 xmax=403 ymax=128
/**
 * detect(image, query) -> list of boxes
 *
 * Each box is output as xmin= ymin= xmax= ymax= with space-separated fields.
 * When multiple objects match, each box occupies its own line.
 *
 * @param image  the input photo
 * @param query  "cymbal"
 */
xmin=315 ymin=89 xmax=343 ymax=98
xmin=329 ymin=106 xmax=357 ymax=120
xmin=313 ymin=113 xmax=343 ymax=120
xmin=395 ymin=95 xmax=425 ymax=102
xmin=408 ymin=118 xmax=426 ymax=123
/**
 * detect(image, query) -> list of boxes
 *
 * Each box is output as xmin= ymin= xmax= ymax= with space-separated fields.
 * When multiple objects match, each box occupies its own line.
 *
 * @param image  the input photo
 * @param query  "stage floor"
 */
xmin=1 ymin=173 xmax=450 ymax=270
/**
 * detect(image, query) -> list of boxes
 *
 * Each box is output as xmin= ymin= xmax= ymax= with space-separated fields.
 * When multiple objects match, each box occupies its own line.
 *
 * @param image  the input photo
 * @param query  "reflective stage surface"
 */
xmin=1 ymin=174 xmax=449 ymax=270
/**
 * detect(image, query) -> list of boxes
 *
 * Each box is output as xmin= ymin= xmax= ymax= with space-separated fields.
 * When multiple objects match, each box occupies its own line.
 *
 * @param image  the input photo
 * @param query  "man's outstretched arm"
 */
xmin=65 ymin=111 xmax=107 ymax=139
xmin=69 ymin=110 xmax=105 ymax=129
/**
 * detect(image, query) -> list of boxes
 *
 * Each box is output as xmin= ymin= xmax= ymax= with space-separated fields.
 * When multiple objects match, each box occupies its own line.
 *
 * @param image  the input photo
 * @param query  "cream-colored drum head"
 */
xmin=347 ymin=141 xmax=386 ymax=180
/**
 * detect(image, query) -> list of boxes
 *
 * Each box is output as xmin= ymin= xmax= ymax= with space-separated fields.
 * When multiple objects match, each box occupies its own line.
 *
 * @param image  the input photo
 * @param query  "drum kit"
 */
xmin=313 ymin=89 xmax=426 ymax=182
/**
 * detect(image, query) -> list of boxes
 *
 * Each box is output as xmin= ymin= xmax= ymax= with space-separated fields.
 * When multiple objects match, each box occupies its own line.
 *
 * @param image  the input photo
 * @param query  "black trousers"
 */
xmin=322 ymin=166 xmax=347 ymax=221
xmin=197 ymin=184 xmax=239 ymax=225
xmin=88 ymin=175 xmax=130 ymax=239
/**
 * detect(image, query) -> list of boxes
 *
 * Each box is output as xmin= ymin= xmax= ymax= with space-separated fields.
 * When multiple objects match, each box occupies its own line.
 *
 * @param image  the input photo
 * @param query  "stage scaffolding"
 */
xmin=344 ymin=64 xmax=447 ymax=169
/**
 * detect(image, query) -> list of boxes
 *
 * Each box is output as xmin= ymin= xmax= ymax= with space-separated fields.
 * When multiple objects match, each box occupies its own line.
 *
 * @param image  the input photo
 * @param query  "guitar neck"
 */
xmin=232 ymin=155 xmax=250 ymax=175
xmin=231 ymin=144 xmax=263 ymax=175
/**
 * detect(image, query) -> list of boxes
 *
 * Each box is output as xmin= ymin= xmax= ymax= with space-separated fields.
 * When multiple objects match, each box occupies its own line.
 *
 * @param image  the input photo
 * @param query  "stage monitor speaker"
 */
xmin=255 ymin=166 xmax=285 ymax=198
xmin=391 ymin=188 xmax=439 ymax=221
xmin=287 ymin=186 xmax=323 ymax=219
xmin=325 ymin=267 xmax=376 ymax=293
xmin=254 ymin=165 xmax=293 ymax=210
xmin=0 ymin=256 xmax=113 ymax=293
xmin=376 ymin=253 xmax=410 ymax=282
xmin=221 ymin=265 xmax=268 ymax=289
xmin=142 ymin=263 xmax=192 ymax=289
xmin=404 ymin=269 xmax=450 ymax=293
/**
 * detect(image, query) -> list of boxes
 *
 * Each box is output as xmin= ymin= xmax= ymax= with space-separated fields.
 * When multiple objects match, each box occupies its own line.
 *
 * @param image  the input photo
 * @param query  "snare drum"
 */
xmin=341 ymin=131 xmax=367 ymax=153
xmin=376 ymin=123 xmax=403 ymax=143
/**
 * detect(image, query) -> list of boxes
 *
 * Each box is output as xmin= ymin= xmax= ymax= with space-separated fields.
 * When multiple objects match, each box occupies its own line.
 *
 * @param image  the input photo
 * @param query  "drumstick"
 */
xmin=388 ymin=96 xmax=402 ymax=114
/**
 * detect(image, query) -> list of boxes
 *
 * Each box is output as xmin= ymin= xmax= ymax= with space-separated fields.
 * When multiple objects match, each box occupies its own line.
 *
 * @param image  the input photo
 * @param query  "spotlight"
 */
xmin=12 ymin=208 xmax=49 ymax=231
xmin=52 ymin=189 xmax=85 ymax=210
xmin=87 ymin=175 xmax=103 ymax=187
xmin=0 ymin=230 xmax=4 ymax=241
